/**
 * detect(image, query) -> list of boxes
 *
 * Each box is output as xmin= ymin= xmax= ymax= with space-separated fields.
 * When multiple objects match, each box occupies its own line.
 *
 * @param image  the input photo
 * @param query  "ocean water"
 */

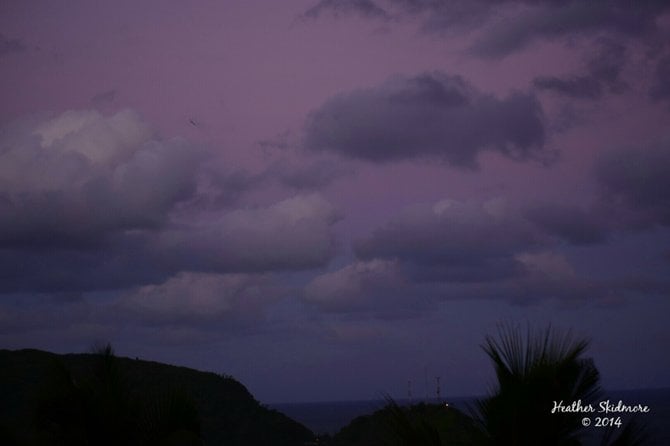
xmin=271 ymin=388 xmax=670 ymax=445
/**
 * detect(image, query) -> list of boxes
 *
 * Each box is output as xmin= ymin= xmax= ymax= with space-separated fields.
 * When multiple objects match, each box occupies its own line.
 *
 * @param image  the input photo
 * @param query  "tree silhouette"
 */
xmin=472 ymin=325 xmax=647 ymax=446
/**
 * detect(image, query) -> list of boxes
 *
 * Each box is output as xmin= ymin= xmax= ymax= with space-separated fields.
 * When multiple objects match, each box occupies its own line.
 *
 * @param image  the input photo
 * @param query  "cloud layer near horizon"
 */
xmin=305 ymin=182 xmax=670 ymax=314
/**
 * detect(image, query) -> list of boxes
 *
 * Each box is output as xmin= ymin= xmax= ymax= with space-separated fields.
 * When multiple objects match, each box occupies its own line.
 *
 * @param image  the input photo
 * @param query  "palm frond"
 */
xmin=474 ymin=324 xmax=602 ymax=446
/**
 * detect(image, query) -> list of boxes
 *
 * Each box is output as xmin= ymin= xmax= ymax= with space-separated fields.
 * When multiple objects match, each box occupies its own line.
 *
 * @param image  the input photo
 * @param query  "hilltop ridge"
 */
xmin=0 ymin=348 xmax=313 ymax=446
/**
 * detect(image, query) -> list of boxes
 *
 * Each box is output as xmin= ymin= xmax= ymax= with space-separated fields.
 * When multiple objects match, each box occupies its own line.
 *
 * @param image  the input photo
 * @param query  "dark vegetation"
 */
xmin=316 ymin=326 xmax=649 ymax=446
xmin=325 ymin=400 xmax=484 ymax=446
xmin=0 ymin=346 xmax=312 ymax=446
xmin=0 ymin=326 xmax=649 ymax=445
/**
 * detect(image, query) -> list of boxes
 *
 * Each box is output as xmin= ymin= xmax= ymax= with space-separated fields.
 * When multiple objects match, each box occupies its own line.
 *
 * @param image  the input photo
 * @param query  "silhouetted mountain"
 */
xmin=0 ymin=348 xmax=313 ymax=446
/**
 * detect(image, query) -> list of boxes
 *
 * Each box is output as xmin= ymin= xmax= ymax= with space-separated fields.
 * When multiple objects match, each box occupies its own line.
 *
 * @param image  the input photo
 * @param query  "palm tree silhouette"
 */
xmin=472 ymin=325 xmax=647 ymax=446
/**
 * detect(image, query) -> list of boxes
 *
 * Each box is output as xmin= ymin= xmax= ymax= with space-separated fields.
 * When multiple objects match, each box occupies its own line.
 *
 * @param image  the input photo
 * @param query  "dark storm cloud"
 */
xmin=595 ymin=141 xmax=670 ymax=227
xmin=303 ymin=0 xmax=389 ymax=20
xmin=650 ymin=55 xmax=670 ymax=104
xmin=523 ymin=203 xmax=608 ymax=245
xmin=304 ymin=72 xmax=547 ymax=167
xmin=0 ymin=33 xmax=26 ymax=57
xmin=534 ymin=39 xmax=628 ymax=100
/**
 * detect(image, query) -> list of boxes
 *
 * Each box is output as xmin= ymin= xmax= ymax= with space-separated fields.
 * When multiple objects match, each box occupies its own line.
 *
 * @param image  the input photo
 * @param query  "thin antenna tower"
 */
xmin=436 ymin=376 xmax=441 ymax=402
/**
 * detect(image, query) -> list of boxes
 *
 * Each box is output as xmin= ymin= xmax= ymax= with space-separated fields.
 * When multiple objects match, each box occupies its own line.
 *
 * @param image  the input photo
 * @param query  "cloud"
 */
xmin=0 ymin=110 xmax=343 ymax=295
xmin=522 ymin=203 xmax=608 ymax=245
xmin=304 ymin=250 xmax=630 ymax=313
xmin=0 ymin=193 xmax=341 ymax=294
xmin=118 ymin=272 xmax=276 ymax=327
xmin=0 ymin=271 xmax=283 ymax=335
xmin=303 ymin=1 xmax=670 ymax=58
xmin=468 ymin=1 xmax=669 ymax=58
xmin=302 ymin=0 xmax=389 ymax=20
xmin=524 ymin=137 xmax=670 ymax=241
xmin=303 ymin=259 xmax=409 ymax=313
xmin=0 ymin=241 xmax=163 ymax=294
xmin=263 ymin=157 xmax=354 ymax=190
xmin=0 ymin=297 xmax=92 ymax=335
xmin=650 ymin=55 xmax=670 ymax=104
xmin=354 ymin=198 xmax=544 ymax=271
xmin=586 ymin=39 xmax=628 ymax=87
xmin=303 ymin=196 xmax=670 ymax=314
xmin=302 ymin=0 xmax=499 ymax=30
xmin=154 ymin=193 xmax=342 ymax=273
xmin=534 ymin=76 xmax=604 ymax=100
xmin=534 ymin=39 xmax=628 ymax=100
xmin=304 ymin=72 xmax=547 ymax=167
xmin=0 ymin=110 xmax=205 ymax=249
xmin=595 ymin=140 xmax=670 ymax=227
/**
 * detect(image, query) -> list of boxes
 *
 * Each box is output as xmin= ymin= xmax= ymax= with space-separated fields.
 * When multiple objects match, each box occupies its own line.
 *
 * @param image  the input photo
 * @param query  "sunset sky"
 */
xmin=1 ymin=0 xmax=669 ymax=403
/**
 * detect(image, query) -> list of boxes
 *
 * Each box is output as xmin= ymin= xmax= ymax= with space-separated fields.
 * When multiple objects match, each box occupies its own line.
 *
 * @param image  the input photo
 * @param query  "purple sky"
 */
xmin=1 ymin=0 xmax=670 ymax=404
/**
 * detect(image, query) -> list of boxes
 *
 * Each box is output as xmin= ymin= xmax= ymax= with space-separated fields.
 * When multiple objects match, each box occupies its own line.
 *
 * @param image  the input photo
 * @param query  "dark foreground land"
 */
xmin=1 ymin=326 xmax=657 ymax=446
xmin=0 ymin=348 xmax=313 ymax=446
xmin=0 ymin=346 xmax=481 ymax=446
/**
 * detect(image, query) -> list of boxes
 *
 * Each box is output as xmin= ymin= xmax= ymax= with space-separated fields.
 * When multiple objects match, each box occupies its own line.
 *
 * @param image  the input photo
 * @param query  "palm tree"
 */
xmin=472 ymin=324 xmax=647 ymax=446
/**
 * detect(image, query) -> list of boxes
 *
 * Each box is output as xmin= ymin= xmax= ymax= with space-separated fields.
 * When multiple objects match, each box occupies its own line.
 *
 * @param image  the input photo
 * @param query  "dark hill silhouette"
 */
xmin=327 ymin=401 xmax=484 ymax=446
xmin=0 ymin=348 xmax=313 ymax=446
